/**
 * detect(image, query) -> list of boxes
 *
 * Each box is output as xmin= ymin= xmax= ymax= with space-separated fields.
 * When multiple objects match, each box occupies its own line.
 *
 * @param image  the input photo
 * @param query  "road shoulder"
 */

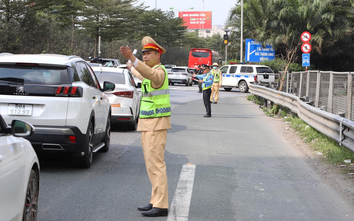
xmin=271 ymin=116 xmax=354 ymax=207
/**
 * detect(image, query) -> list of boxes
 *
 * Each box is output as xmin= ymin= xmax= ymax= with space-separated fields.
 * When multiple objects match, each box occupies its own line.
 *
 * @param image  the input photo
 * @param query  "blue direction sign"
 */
xmin=245 ymin=39 xmax=275 ymax=62
xmin=302 ymin=53 xmax=310 ymax=66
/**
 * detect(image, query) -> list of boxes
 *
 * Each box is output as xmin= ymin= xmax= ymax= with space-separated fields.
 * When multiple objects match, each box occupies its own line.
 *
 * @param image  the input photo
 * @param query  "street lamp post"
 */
xmin=240 ymin=0 xmax=244 ymax=62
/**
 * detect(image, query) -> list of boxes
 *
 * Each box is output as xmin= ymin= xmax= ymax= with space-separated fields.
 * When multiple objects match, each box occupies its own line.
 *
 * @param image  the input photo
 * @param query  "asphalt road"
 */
xmin=37 ymin=85 xmax=354 ymax=221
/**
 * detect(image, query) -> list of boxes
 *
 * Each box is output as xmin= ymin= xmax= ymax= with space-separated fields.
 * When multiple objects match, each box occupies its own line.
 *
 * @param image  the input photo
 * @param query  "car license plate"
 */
xmin=8 ymin=104 xmax=33 ymax=116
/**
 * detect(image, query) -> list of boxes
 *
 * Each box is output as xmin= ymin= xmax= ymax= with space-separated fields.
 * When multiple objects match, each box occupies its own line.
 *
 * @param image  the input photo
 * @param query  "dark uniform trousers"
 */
xmin=141 ymin=129 xmax=169 ymax=209
xmin=203 ymin=88 xmax=212 ymax=116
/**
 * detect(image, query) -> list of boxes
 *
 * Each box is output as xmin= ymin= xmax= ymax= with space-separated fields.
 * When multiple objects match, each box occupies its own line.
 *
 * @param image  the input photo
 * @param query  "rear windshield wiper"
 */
xmin=0 ymin=77 xmax=24 ymax=84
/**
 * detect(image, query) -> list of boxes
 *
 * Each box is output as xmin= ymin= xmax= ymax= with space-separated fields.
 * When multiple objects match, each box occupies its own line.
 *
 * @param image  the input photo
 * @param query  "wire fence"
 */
xmin=279 ymin=71 xmax=353 ymax=121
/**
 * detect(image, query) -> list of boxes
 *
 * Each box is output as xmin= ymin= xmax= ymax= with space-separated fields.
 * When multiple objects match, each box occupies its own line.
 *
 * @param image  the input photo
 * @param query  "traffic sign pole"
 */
xmin=301 ymin=31 xmax=311 ymax=71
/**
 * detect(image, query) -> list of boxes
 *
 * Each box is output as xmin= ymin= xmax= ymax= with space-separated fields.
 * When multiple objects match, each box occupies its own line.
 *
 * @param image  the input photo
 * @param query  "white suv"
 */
xmin=220 ymin=64 xmax=274 ymax=93
xmin=0 ymin=53 xmax=115 ymax=168
xmin=168 ymin=66 xmax=194 ymax=86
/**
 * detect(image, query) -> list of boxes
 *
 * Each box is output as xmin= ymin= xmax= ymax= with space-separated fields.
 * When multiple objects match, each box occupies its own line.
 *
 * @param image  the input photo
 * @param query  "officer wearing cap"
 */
xmin=120 ymin=36 xmax=171 ymax=217
xmin=210 ymin=62 xmax=222 ymax=104
xmin=192 ymin=64 xmax=214 ymax=117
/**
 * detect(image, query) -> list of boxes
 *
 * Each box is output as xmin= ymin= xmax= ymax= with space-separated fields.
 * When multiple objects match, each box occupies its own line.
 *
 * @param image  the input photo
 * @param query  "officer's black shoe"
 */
xmin=203 ymin=115 xmax=211 ymax=117
xmin=137 ymin=203 xmax=153 ymax=211
xmin=213 ymin=102 xmax=217 ymax=104
xmin=141 ymin=207 xmax=168 ymax=217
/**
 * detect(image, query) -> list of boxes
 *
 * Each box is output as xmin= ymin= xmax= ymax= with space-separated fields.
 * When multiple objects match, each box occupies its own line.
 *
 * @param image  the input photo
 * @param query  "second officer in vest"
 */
xmin=210 ymin=62 xmax=222 ymax=104
xmin=193 ymin=64 xmax=214 ymax=117
xmin=120 ymin=36 xmax=171 ymax=217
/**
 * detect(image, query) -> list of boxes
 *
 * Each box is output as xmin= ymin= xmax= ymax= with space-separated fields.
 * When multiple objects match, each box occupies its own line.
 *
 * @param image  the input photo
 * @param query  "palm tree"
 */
xmin=227 ymin=0 xmax=354 ymax=71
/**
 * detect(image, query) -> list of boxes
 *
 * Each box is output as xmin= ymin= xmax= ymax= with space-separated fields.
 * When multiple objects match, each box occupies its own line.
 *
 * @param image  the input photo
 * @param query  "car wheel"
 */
xmin=238 ymin=81 xmax=249 ymax=93
xmin=224 ymin=88 xmax=232 ymax=91
xmin=74 ymin=121 xmax=93 ymax=168
xmin=23 ymin=170 xmax=39 ymax=221
xmin=100 ymin=116 xmax=110 ymax=152
xmin=130 ymin=113 xmax=138 ymax=131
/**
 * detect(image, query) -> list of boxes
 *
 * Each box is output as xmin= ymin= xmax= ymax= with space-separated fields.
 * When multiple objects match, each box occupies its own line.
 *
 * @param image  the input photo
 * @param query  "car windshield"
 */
xmin=171 ymin=68 xmax=187 ymax=72
xmin=0 ymin=65 xmax=70 ymax=84
xmin=95 ymin=71 xmax=125 ymax=84
xmin=256 ymin=67 xmax=273 ymax=73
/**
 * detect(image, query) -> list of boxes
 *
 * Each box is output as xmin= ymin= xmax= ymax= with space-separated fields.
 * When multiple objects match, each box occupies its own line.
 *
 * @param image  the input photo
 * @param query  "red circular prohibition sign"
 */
xmin=301 ymin=43 xmax=312 ymax=53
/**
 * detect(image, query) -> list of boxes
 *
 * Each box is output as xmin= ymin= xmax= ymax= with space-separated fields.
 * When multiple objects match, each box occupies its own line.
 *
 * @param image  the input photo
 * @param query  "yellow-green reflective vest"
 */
xmin=140 ymin=64 xmax=171 ymax=119
xmin=212 ymin=69 xmax=221 ymax=83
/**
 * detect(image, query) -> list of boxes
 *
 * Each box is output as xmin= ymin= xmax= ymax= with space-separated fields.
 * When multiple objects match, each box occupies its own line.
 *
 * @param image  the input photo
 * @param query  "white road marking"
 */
xmin=167 ymin=164 xmax=196 ymax=221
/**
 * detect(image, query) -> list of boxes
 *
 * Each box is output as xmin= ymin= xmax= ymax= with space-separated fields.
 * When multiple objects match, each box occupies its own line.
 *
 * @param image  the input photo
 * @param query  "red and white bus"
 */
xmin=188 ymin=48 xmax=220 ymax=69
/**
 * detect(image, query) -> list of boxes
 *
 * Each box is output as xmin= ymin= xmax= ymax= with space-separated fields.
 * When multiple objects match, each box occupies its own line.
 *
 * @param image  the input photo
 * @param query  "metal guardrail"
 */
xmin=249 ymin=84 xmax=354 ymax=152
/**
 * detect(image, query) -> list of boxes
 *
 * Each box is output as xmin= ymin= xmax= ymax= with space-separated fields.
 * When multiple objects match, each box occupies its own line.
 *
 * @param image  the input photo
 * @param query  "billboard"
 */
xmin=178 ymin=11 xmax=212 ymax=30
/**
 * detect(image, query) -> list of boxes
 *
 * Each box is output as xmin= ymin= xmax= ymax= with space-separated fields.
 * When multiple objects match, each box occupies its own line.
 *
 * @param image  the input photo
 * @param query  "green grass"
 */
xmin=285 ymin=117 xmax=354 ymax=165
xmin=247 ymin=94 xmax=354 ymax=166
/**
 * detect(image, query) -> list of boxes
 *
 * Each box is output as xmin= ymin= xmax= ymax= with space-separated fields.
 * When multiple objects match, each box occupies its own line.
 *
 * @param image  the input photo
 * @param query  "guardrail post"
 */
xmin=328 ymin=71 xmax=334 ymax=113
xmin=264 ymin=98 xmax=268 ymax=108
xmin=299 ymin=72 xmax=303 ymax=97
xmin=315 ymin=71 xmax=321 ymax=108
xmin=290 ymin=72 xmax=293 ymax=94
xmin=286 ymin=71 xmax=289 ymax=93
xmin=347 ymin=72 xmax=353 ymax=120
xmin=306 ymin=71 xmax=310 ymax=98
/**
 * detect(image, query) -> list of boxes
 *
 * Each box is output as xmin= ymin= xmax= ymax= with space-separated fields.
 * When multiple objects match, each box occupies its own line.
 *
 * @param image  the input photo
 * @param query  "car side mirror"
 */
xmin=11 ymin=120 xmax=34 ymax=137
xmin=103 ymin=81 xmax=115 ymax=91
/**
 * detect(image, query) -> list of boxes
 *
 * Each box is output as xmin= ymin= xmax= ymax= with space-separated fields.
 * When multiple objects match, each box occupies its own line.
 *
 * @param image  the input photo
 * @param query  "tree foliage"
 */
xmin=0 ymin=0 xmax=224 ymax=65
xmin=227 ymin=0 xmax=354 ymax=71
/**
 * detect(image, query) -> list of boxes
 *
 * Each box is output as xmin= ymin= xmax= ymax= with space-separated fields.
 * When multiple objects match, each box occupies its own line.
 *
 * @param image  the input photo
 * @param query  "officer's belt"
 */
xmin=142 ymin=89 xmax=170 ymax=97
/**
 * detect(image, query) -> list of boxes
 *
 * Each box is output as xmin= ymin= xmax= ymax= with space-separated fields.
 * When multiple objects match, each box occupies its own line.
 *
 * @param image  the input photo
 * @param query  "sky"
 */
xmin=135 ymin=0 xmax=237 ymax=26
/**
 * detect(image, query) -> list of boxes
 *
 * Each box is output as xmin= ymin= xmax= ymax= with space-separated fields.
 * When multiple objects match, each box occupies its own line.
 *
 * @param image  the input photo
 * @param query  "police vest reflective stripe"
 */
xmin=140 ymin=64 xmax=171 ymax=118
xmin=142 ymin=89 xmax=169 ymax=97
xmin=202 ymin=73 xmax=212 ymax=90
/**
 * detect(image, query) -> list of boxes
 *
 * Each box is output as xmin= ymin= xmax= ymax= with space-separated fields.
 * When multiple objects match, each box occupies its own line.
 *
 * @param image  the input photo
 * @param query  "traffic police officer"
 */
xmin=120 ymin=36 xmax=171 ymax=217
xmin=210 ymin=62 xmax=222 ymax=104
xmin=193 ymin=64 xmax=214 ymax=117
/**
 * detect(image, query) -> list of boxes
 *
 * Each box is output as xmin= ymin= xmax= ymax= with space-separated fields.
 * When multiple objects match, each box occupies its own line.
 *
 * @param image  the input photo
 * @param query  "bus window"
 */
xmin=191 ymin=51 xmax=210 ymax=58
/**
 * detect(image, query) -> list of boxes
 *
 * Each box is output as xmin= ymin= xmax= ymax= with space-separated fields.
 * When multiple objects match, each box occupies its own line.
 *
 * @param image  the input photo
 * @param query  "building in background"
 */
xmin=198 ymin=25 xmax=225 ymax=38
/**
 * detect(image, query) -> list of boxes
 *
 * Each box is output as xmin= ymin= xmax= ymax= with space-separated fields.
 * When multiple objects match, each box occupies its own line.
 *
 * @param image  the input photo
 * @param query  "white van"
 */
xmin=220 ymin=64 xmax=274 ymax=92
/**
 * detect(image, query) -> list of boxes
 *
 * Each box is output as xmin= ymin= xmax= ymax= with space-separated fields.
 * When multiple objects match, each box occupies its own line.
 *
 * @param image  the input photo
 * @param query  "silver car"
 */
xmin=168 ymin=66 xmax=194 ymax=86
xmin=92 ymin=67 xmax=141 ymax=130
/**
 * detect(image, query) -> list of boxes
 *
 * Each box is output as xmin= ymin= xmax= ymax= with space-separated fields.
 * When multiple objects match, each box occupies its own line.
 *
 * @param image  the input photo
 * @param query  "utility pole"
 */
xmin=240 ymin=0 xmax=244 ymax=62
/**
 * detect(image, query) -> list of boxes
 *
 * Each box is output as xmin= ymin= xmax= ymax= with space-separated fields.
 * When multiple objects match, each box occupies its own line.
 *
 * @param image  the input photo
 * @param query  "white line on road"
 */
xmin=167 ymin=164 xmax=196 ymax=221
